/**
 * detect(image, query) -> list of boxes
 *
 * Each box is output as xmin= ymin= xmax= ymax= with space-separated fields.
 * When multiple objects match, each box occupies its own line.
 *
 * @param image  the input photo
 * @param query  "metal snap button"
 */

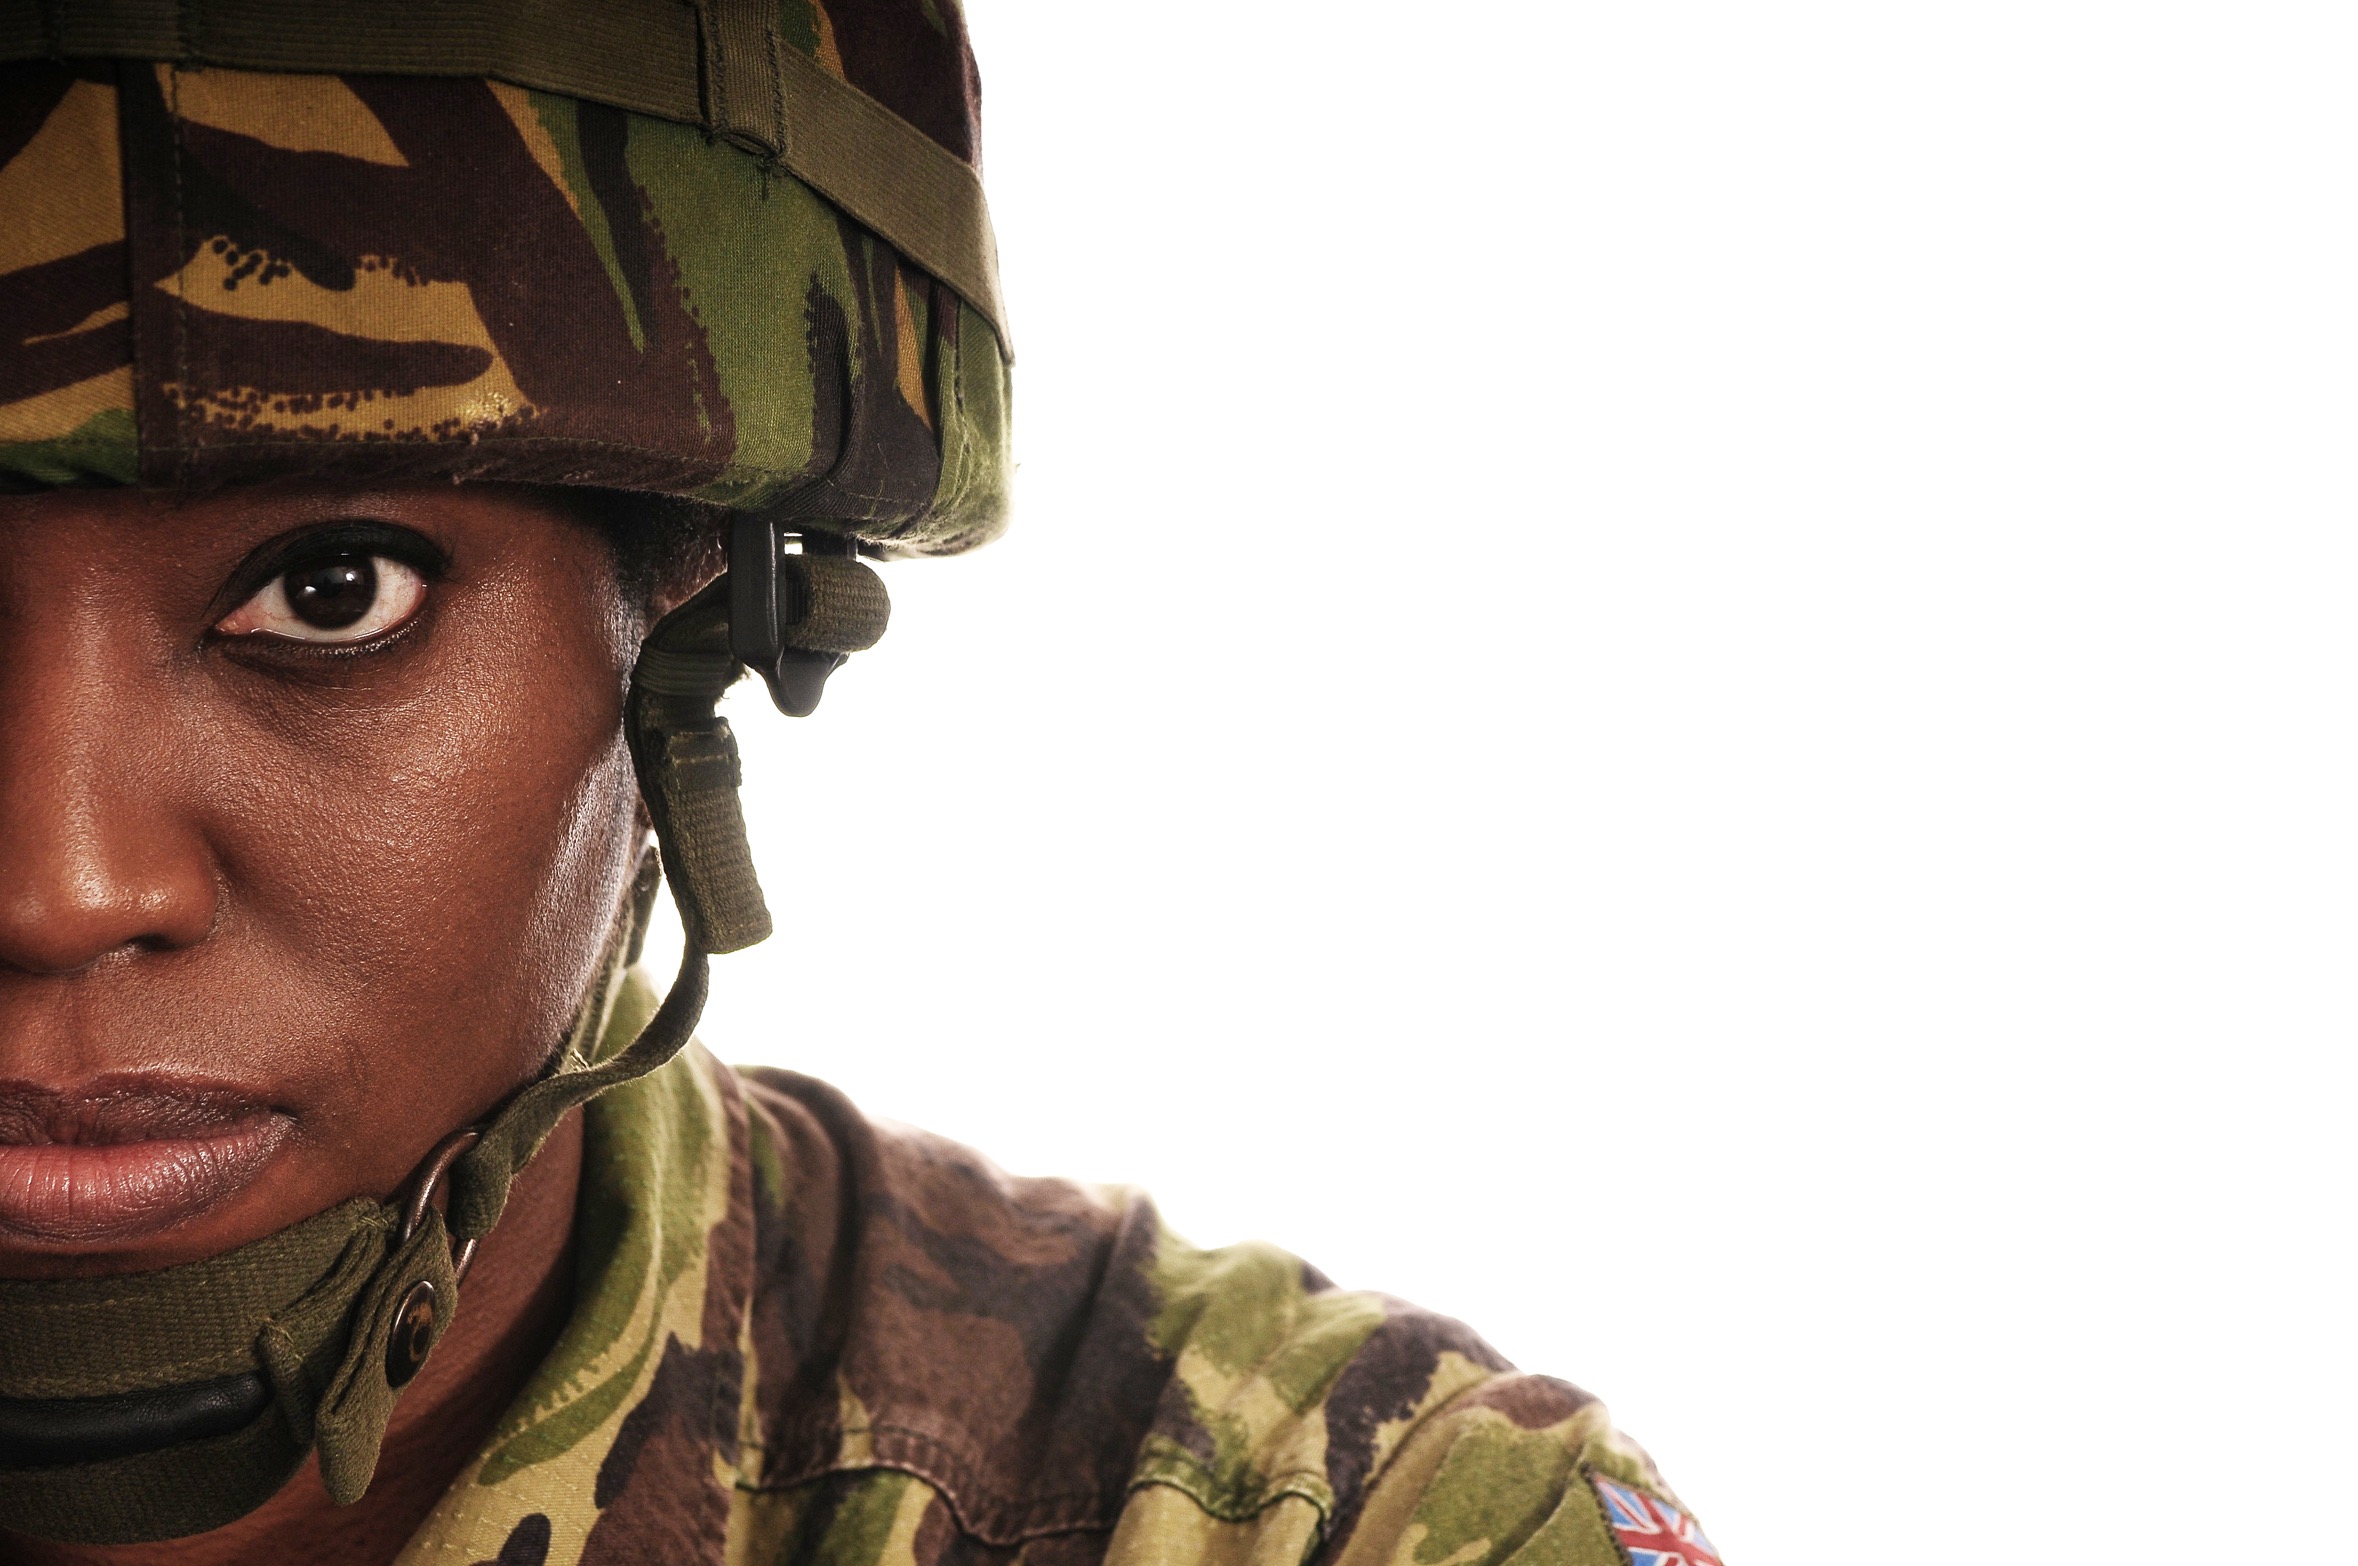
xmin=385 ymin=1279 xmax=439 ymax=1388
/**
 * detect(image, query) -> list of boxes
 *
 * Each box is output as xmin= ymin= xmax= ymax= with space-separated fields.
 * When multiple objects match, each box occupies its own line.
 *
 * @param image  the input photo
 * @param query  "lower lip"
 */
xmin=0 ymin=1120 xmax=292 ymax=1246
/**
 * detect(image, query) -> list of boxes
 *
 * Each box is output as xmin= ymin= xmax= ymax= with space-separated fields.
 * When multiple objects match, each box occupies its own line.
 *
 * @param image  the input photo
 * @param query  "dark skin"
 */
xmin=0 ymin=482 xmax=688 ymax=1565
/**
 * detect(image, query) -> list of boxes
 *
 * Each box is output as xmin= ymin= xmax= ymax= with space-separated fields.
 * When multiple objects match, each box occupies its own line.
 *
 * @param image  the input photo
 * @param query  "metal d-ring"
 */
xmin=401 ymin=1127 xmax=484 ymax=1283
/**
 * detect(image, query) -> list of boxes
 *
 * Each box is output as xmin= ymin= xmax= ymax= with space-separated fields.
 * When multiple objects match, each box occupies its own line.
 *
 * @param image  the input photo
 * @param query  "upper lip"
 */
xmin=0 ymin=1076 xmax=279 ymax=1145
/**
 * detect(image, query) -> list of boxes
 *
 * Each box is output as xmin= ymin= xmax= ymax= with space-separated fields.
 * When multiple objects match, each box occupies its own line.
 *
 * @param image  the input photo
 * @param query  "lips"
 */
xmin=0 ymin=1079 xmax=293 ymax=1247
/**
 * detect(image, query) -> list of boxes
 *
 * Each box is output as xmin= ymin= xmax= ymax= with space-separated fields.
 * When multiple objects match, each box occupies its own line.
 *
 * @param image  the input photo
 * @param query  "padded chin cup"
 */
xmin=0 ymin=1374 xmax=273 ymax=1469
xmin=0 ymin=916 xmax=707 ymax=1546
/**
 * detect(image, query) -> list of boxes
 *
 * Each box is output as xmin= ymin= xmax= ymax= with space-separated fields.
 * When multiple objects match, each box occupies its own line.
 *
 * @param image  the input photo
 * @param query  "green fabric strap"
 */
xmin=444 ymin=942 xmax=709 ymax=1246
xmin=0 ymin=0 xmax=1010 ymax=353
xmin=0 ymin=1200 xmax=389 ymax=1403
xmin=448 ymin=579 xmax=774 ymax=1247
xmin=786 ymin=555 xmax=893 ymax=655
xmin=624 ymin=578 xmax=775 ymax=956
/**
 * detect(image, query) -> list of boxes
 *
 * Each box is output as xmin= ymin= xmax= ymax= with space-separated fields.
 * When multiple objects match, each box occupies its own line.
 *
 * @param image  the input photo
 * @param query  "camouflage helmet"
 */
xmin=0 ymin=0 xmax=1009 ymax=1545
xmin=0 ymin=0 xmax=1012 ymax=552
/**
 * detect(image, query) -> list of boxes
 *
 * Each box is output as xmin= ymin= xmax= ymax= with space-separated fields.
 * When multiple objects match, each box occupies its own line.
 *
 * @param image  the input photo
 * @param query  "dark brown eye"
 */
xmin=216 ymin=554 xmax=428 ymax=645
xmin=285 ymin=557 xmax=378 ymax=630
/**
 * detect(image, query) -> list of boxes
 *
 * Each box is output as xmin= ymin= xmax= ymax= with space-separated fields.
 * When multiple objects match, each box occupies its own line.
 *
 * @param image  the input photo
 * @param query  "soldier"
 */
xmin=0 ymin=5 xmax=1720 ymax=1564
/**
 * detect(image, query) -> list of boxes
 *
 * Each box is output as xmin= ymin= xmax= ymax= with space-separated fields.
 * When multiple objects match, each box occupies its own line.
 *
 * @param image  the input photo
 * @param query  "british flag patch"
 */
xmin=1590 ymin=1475 xmax=1723 ymax=1566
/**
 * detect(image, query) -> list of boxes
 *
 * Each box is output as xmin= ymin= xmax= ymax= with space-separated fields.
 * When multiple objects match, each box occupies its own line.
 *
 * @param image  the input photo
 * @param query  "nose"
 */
xmin=0 ymin=646 xmax=218 ymax=975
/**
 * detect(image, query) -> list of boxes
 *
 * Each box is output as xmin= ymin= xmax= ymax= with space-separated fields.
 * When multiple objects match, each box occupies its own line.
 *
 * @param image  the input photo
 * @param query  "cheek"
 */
xmin=194 ymin=610 xmax=643 ymax=1168
xmin=511 ymin=729 xmax=643 ymax=1034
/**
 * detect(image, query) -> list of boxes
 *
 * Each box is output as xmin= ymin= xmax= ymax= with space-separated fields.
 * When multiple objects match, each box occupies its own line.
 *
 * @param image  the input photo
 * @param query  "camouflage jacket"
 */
xmin=392 ymin=981 xmax=1719 ymax=1566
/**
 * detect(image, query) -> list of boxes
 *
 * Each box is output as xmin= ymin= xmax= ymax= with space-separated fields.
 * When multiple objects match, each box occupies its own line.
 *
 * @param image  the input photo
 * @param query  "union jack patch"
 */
xmin=1589 ymin=1475 xmax=1723 ymax=1566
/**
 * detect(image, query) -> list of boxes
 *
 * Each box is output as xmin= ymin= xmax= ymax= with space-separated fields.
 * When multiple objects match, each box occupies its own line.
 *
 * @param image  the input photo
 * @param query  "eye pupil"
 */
xmin=285 ymin=557 xmax=378 ymax=630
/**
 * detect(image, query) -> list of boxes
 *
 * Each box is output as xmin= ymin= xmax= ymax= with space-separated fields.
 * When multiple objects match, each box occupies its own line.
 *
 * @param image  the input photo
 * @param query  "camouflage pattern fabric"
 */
xmin=0 ymin=36 xmax=1011 ymax=554
xmin=385 ymin=974 xmax=1715 ymax=1566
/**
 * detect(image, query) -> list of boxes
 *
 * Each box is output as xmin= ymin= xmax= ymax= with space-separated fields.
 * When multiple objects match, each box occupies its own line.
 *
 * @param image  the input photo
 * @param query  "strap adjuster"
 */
xmin=726 ymin=517 xmax=891 ymax=716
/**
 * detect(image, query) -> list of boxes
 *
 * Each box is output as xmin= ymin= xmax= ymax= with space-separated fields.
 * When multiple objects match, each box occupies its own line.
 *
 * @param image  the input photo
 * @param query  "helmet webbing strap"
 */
xmin=441 ymin=529 xmax=892 ymax=1253
xmin=439 ymin=578 xmax=766 ymax=1254
xmin=0 ymin=0 xmax=1012 ymax=355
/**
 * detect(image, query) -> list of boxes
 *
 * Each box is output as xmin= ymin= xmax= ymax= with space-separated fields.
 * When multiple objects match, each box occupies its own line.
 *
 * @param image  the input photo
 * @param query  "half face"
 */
xmin=0 ymin=483 xmax=649 ymax=1278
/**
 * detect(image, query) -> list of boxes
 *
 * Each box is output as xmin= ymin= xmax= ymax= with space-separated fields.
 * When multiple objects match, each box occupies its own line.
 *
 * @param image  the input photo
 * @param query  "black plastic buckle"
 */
xmin=727 ymin=515 xmax=852 ymax=717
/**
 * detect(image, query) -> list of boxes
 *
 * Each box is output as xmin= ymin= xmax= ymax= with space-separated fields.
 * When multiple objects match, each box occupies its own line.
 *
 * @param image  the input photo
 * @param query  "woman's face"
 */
xmin=0 ymin=483 xmax=650 ymax=1279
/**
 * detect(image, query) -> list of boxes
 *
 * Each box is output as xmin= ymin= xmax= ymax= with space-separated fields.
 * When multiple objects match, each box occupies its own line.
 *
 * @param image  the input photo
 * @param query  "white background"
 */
xmin=647 ymin=5 xmax=2358 ymax=1562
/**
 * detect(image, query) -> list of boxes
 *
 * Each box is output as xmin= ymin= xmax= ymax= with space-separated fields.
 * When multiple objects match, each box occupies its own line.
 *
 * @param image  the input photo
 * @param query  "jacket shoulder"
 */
xmin=1308 ymin=1376 xmax=1708 ymax=1566
xmin=1108 ymin=1236 xmax=1703 ymax=1566
xmin=726 ymin=1066 xmax=1708 ymax=1566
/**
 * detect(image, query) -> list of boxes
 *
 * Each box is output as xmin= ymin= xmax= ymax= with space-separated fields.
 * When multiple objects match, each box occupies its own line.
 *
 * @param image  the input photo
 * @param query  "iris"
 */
xmin=284 ymin=558 xmax=378 ymax=631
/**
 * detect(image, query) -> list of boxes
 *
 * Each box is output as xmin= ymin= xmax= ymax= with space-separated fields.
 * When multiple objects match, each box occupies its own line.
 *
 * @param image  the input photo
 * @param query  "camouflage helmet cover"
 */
xmin=0 ymin=0 xmax=1013 ymax=557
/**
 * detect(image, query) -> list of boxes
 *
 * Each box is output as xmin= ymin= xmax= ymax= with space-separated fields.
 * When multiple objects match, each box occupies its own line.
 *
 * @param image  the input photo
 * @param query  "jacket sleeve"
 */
xmin=1317 ymin=1375 xmax=1719 ymax=1566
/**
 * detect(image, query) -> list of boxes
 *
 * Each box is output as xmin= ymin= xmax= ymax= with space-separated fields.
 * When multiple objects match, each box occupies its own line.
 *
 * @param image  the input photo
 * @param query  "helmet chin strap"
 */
xmin=0 ymin=898 xmax=704 ymax=1546
xmin=0 ymin=531 xmax=890 ymax=1547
